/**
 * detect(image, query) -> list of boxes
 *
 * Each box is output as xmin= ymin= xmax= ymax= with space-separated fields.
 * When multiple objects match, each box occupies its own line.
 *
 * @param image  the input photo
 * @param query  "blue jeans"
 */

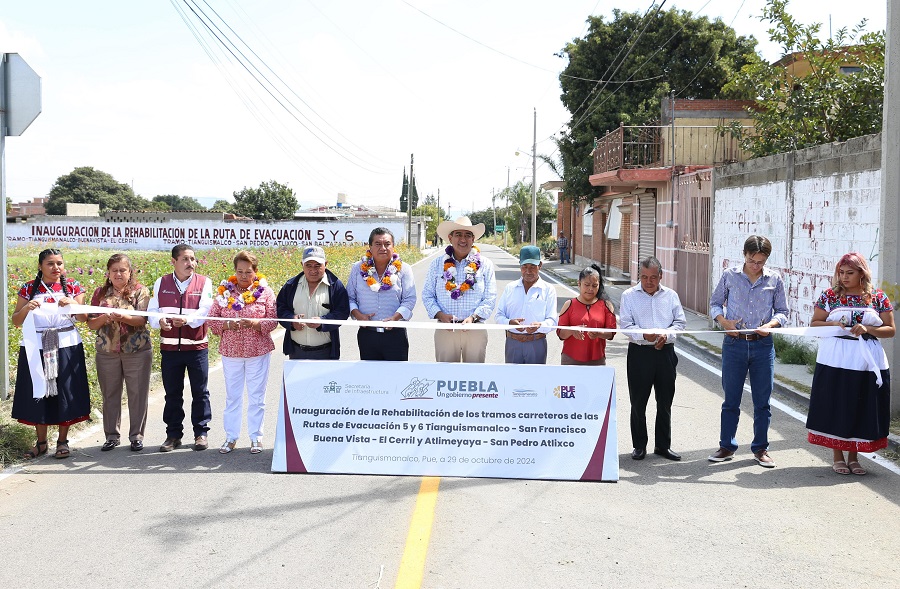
xmin=559 ymin=247 xmax=569 ymax=264
xmin=719 ymin=336 xmax=774 ymax=453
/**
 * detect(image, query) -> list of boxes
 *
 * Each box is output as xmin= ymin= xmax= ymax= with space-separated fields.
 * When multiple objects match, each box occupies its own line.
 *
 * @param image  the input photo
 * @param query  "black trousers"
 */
xmin=357 ymin=327 xmax=409 ymax=361
xmin=161 ymin=349 xmax=211 ymax=438
xmin=626 ymin=343 xmax=678 ymax=451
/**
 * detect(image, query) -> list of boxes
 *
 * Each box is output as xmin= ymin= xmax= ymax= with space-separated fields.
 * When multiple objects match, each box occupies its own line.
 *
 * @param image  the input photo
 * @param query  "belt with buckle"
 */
xmin=294 ymin=343 xmax=330 ymax=351
xmin=506 ymin=331 xmax=547 ymax=343
xmin=731 ymin=333 xmax=765 ymax=341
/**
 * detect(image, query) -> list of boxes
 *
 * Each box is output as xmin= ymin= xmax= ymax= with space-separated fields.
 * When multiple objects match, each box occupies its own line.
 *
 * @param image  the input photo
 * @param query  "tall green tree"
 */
xmin=495 ymin=181 xmax=555 ymax=244
xmin=45 ymin=166 xmax=149 ymax=214
xmin=722 ymin=0 xmax=884 ymax=157
xmin=232 ymin=180 xmax=298 ymax=220
xmin=209 ymin=199 xmax=233 ymax=213
xmin=411 ymin=202 xmax=446 ymax=246
xmin=556 ymin=7 xmax=757 ymax=200
xmin=152 ymin=194 xmax=204 ymax=211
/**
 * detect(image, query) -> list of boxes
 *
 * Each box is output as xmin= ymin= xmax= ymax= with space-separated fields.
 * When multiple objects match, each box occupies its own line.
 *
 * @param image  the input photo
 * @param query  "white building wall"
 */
xmin=713 ymin=147 xmax=882 ymax=327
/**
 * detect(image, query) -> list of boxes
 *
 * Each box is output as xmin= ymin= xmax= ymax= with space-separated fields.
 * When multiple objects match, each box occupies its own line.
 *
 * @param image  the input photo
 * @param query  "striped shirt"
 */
xmin=422 ymin=249 xmax=497 ymax=321
xmin=710 ymin=267 xmax=789 ymax=329
xmin=620 ymin=283 xmax=686 ymax=344
xmin=347 ymin=260 xmax=417 ymax=320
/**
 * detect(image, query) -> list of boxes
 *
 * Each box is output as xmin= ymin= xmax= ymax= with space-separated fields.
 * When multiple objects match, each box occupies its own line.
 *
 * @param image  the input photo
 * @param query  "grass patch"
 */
xmin=773 ymin=334 xmax=817 ymax=371
xmin=891 ymin=416 xmax=900 ymax=438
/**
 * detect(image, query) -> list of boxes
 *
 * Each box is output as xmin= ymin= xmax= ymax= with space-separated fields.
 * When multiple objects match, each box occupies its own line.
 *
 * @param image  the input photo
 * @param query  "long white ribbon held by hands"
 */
xmin=57 ymin=303 xmax=852 ymax=337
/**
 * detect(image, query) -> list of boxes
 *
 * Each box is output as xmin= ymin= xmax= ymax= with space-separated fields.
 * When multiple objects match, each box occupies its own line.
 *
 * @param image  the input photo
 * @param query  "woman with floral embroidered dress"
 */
xmin=807 ymin=252 xmax=895 ymax=476
xmin=11 ymin=248 xmax=90 ymax=460
xmin=208 ymin=251 xmax=277 ymax=454
xmin=347 ymin=227 xmax=417 ymax=361
xmin=86 ymin=253 xmax=152 ymax=452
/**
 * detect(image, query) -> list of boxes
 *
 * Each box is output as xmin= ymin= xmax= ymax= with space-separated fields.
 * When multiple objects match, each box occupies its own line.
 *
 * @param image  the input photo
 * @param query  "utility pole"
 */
xmin=880 ymin=0 xmax=900 ymax=415
xmin=436 ymin=187 xmax=440 ymax=246
xmin=505 ymin=166 xmax=510 ymax=247
xmin=492 ymin=188 xmax=496 ymax=238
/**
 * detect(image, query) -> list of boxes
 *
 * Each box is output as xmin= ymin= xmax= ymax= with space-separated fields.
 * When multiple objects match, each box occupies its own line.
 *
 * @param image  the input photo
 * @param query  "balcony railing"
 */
xmin=593 ymin=124 xmax=752 ymax=174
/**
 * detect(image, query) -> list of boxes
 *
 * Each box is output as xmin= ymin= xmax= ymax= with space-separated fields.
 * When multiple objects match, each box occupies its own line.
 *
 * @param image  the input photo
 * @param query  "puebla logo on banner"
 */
xmin=272 ymin=361 xmax=618 ymax=482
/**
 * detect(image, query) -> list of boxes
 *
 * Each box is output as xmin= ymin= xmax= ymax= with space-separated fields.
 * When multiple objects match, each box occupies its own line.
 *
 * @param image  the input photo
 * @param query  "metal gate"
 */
xmin=675 ymin=170 xmax=712 ymax=314
xmin=638 ymin=193 xmax=656 ymax=263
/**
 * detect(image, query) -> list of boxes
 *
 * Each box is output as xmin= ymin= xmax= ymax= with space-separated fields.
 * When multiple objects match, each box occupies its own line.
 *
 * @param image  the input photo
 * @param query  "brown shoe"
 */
xmin=194 ymin=435 xmax=208 ymax=451
xmin=708 ymin=447 xmax=734 ymax=462
xmin=159 ymin=437 xmax=182 ymax=452
xmin=754 ymin=450 xmax=776 ymax=468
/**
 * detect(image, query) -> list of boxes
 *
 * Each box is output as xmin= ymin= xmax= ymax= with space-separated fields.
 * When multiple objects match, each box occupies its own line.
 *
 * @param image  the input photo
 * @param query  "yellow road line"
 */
xmin=394 ymin=476 xmax=441 ymax=589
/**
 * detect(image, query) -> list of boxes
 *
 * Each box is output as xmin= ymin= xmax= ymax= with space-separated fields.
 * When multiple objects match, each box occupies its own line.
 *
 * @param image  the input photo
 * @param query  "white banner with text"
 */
xmin=272 ymin=360 xmax=618 ymax=481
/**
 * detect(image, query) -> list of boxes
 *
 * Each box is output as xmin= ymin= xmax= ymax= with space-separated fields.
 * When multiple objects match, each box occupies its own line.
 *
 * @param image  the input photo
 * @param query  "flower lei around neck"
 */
xmin=360 ymin=251 xmax=403 ymax=292
xmin=216 ymin=274 xmax=267 ymax=311
xmin=443 ymin=245 xmax=481 ymax=300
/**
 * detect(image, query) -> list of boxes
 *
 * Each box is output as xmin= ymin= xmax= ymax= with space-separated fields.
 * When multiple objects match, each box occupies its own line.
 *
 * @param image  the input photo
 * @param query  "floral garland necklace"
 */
xmin=443 ymin=245 xmax=481 ymax=300
xmin=360 ymin=251 xmax=403 ymax=292
xmin=216 ymin=274 xmax=267 ymax=311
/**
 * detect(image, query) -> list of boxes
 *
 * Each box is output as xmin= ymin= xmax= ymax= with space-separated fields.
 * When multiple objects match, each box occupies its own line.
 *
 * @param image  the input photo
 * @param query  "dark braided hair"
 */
xmin=30 ymin=248 xmax=67 ymax=301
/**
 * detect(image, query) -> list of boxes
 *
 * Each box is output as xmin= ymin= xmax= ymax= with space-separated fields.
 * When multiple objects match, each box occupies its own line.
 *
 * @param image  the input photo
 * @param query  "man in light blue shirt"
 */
xmin=709 ymin=235 xmax=788 ymax=468
xmin=347 ymin=227 xmax=417 ymax=361
xmin=496 ymin=245 xmax=558 ymax=364
xmin=422 ymin=217 xmax=497 ymax=363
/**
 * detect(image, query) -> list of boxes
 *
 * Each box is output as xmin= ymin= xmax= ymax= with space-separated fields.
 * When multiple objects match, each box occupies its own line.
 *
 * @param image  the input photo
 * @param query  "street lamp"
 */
xmin=515 ymin=108 xmax=538 ymax=246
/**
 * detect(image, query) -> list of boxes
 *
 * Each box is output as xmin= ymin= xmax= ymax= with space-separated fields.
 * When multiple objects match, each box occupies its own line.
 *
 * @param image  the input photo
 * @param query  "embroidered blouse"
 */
xmin=208 ymin=285 xmax=278 ymax=358
xmin=814 ymin=288 xmax=893 ymax=323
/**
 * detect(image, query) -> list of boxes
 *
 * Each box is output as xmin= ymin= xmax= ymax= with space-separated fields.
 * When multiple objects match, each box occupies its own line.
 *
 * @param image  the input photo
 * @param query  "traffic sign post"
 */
xmin=1 ymin=53 xmax=42 ymax=399
xmin=495 ymin=224 xmax=505 ymax=232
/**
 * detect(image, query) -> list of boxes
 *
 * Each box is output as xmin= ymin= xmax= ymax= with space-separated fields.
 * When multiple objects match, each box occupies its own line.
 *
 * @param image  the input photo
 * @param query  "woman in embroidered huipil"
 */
xmin=86 ymin=253 xmax=152 ymax=452
xmin=807 ymin=252 xmax=895 ymax=476
xmin=209 ymin=251 xmax=277 ymax=455
xmin=11 ymin=248 xmax=90 ymax=460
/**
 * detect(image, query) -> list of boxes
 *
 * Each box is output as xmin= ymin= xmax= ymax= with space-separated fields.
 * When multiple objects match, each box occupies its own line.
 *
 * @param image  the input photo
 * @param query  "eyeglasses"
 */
xmin=745 ymin=255 xmax=768 ymax=267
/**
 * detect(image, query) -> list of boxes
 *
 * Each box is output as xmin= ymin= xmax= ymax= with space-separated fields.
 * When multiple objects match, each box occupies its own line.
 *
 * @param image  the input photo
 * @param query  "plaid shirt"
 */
xmin=422 ymin=249 xmax=497 ymax=321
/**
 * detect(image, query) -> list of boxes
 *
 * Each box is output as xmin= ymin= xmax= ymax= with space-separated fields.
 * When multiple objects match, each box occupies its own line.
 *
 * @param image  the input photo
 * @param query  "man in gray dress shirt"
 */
xmin=620 ymin=257 xmax=687 ymax=462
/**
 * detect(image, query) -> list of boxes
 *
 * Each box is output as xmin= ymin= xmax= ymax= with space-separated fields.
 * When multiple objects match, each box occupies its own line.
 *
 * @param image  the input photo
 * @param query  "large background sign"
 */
xmin=6 ymin=219 xmax=407 ymax=249
xmin=273 ymin=361 xmax=618 ymax=481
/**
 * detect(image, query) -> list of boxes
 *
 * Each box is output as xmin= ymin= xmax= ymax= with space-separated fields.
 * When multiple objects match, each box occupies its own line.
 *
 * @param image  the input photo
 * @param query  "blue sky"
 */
xmin=0 ymin=1 xmax=887 ymax=217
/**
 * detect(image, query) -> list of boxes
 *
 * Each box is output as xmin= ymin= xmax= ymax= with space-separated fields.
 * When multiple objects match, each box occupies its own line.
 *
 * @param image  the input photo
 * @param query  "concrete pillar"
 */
xmin=879 ymin=1 xmax=900 ymax=415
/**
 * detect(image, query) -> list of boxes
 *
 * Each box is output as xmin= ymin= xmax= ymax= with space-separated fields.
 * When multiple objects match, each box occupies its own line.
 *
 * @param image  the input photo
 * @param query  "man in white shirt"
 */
xmin=496 ymin=245 xmax=558 ymax=364
xmin=619 ymin=256 xmax=686 ymax=462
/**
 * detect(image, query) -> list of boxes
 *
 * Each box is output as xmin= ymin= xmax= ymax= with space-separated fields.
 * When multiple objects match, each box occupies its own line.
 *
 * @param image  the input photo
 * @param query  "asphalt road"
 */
xmin=2 ymin=243 xmax=898 ymax=589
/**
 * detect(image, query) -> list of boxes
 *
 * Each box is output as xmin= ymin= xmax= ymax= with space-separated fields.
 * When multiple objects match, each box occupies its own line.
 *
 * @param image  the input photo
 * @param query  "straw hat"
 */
xmin=437 ymin=216 xmax=485 ymax=241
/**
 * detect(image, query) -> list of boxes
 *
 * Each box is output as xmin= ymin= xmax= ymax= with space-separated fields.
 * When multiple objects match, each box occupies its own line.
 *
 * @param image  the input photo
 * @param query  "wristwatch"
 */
xmin=471 ymin=314 xmax=483 ymax=323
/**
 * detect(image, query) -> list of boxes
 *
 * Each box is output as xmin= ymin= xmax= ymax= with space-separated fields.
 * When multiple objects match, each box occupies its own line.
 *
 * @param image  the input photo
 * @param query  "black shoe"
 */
xmin=101 ymin=439 xmax=120 ymax=452
xmin=130 ymin=440 xmax=144 ymax=452
xmin=653 ymin=447 xmax=682 ymax=461
xmin=631 ymin=448 xmax=646 ymax=460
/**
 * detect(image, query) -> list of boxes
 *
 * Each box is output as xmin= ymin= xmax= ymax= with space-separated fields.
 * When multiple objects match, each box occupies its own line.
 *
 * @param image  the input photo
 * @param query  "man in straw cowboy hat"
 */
xmin=422 ymin=216 xmax=497 ymax=362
